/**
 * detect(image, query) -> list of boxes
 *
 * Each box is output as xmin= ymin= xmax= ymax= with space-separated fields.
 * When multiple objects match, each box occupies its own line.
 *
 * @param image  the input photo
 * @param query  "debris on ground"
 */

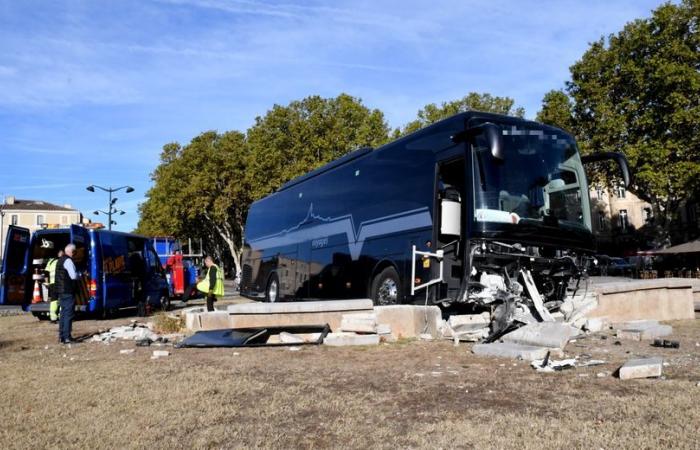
xmin=324 ymin=332 xmax=380 ymax=347
xmin=120 ymin=349 xmax=135 ymax=355
xmin=151 ymin=350 xmax=170 ymax=359
xmin=530 ymin=352 xmax=577 ymax=372
xmin=90 ymin=322 xmax=165 ymax=344
xmin=618 ymin=357 xmax=663 ymax=380
xmin=613 ymin=321 xmax=673 ymax=341
xmin=472 ymin=342 xmax=549 ymax=361
xmin=177 ymin=325 xmax=330 ymax=348
xmin=652 ymin=339 xmax=680 ymax=349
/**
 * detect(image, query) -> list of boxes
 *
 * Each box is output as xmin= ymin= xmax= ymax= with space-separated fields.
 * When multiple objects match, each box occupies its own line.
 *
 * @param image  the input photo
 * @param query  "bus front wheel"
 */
xmin=371 ymin=266 xmax=401 ymax=306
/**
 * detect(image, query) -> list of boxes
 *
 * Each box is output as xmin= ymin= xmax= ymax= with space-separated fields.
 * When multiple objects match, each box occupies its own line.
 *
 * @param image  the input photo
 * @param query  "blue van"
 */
xmin=0 ymin=224 xmax=170 ymax=318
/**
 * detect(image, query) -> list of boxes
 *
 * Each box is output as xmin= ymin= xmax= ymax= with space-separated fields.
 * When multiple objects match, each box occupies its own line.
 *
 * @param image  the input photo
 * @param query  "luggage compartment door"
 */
xmin=1 ymin=226 xmax=31 ymax=305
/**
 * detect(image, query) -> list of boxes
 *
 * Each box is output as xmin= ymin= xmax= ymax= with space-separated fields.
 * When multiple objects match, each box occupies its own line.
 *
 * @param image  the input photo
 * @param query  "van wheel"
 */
xmin=371 ymin=266 xmax=402 ymax=306
xmin=265 ymin=273 xmax=280 ymax=303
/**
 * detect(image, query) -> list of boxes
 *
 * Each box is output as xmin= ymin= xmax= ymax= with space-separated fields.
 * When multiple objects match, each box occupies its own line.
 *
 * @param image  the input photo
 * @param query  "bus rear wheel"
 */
xmin=371 ymin=266 xmax=401 ymax=306
xmin=265 ymin=273 xmax=279 ymax=303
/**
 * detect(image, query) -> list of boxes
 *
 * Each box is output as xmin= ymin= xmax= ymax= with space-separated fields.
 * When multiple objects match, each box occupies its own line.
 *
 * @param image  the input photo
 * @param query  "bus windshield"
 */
xmin=472 ymin=122 xmax=591 ymax=231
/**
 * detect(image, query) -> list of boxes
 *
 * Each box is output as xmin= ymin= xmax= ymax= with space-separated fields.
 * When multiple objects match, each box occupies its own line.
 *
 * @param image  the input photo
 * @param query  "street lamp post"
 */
xmin=86 ymin=185 xmax=134 ymax=231
xmin=0 ymin=209 xmax=5 ymax=261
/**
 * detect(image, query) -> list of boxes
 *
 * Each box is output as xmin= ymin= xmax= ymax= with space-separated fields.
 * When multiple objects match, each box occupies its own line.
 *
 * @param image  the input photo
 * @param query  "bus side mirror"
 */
xmin=581 ymin=152 xmax=631 ymax=187
xmin=452 ymin=122 xmax=504 ymax=161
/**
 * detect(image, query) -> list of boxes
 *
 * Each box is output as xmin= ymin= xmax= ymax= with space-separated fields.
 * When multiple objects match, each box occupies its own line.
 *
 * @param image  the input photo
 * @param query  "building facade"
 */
xmin=0 ymin=196 xmax=87 ymax=259
xmin=589 ymin=185 xmax=653 ymax=254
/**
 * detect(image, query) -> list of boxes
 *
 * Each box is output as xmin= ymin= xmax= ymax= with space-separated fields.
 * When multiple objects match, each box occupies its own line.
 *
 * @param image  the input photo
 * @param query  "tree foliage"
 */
xmin=396 ymin=92 xmax=525 ymax=136
xmin=246 ymin=93 xmax=389 ymax=199
xmin=137 ymin=131 xmax=249 ymax=273
xmin=536 ymin=89 xmax=574 ymax=132
xmin=563 ymin=0 xmax=700 ymax=241
xmin=137 ymin=94 xmax=389 ymax=273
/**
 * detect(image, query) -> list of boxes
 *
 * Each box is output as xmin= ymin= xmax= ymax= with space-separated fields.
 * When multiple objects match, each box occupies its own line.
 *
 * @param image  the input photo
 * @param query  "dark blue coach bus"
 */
xmin=1 ymin=224 xmax=169 ymax=318
xmin=240 ymin=112 xmax=629 ymax=306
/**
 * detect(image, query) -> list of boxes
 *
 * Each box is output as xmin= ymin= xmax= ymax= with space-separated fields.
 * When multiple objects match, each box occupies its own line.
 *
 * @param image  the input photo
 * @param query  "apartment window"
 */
xmin=642 ymin=207 xmax=652 ymax=223
xmin=11 ymin=214 xmax=18 ymax=225
xmin=596 ymin=186 xmax=604 ymax=200
xmin=36 ymin=214 xmax=44 ymax=225
xmin=598 ymin=211 xmax=606 ymax=230
xmin=619 ymin=209 xmax=628 ymax=231
xmin=615 ymin=185 xmax=626 ymax=198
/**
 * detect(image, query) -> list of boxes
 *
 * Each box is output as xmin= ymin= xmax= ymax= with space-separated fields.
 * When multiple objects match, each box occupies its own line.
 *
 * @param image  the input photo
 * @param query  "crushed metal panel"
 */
xmin=176 ymin=324 xmax=331 ymax=348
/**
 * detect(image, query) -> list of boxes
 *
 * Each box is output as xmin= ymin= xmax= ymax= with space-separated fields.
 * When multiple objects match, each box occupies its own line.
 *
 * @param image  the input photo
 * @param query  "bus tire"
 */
xmin=371 ymin=266 xmax=402 ymax=306
xmin=265 ymin=273 xmax=280 ymax=303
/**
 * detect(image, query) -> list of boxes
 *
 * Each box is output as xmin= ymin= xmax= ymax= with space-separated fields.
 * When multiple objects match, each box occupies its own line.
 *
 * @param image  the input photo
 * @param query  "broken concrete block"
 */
xmin=120 ymin=349 xmax=135 ymax=355
xmin=584 ymin=317 xmax=607 ymax=333
xmin=614 ymin=321 xmax=673 ymax=340
xmin=550 ymin=311 xmax=565 ymax=322
xmin=374 ymin=305 xmax=442 ymax=339
xmin=501 ymin=322 xmax=578 ymax=350
xmin=447 ymin=312 xmax=490 ymax=329
xmin=152 ymin=350 xmax=170 ymax=358
xmin=376 ymin=323 xmax=392 ymax=335
xmin=452 ymin=327 xmax=489 ymax=342
xmin=616 ymin=329 xmax=643 ymax=341
xmin=228 ymin=299 xmax=374 ymax=330
xmin=323 ymin=332 xmax=380 ymax=347
xmin=618 ymin=357 xmax=663 ymax=380
xmin=279 ymin=332 xmax=305 ymax=344
xmin=198 ymin=311 xmax=233 ymax=331
xmin=472 ymin=342 xmax=549 ymax=361
xmin=340 ymin=313 xmax=377 ymax=333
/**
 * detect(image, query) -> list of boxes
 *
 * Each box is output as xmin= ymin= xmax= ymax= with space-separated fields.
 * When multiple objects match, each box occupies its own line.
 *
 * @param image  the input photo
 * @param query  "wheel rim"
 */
xmin=268 ymin=279 xmax=278 ymax=302
xmin=376 ymin=278 xmax=398 ymax=305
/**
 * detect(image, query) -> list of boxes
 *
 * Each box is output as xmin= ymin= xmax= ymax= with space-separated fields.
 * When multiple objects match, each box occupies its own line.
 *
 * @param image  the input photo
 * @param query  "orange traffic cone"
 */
xmin=32 ymin=280 xmax=42 ymax=304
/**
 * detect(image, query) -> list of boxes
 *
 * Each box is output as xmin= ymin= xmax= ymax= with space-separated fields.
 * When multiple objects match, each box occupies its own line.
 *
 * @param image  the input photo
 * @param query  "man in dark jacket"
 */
xmin=55 ymin=243 xmax=79 ymax=344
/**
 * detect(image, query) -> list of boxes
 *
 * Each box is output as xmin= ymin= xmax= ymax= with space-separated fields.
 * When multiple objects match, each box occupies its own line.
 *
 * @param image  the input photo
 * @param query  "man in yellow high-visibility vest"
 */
xmin=45 ymin=249 xmax=64 ymax=323
xmin=196 ymin=256 xmax=224 ymax=312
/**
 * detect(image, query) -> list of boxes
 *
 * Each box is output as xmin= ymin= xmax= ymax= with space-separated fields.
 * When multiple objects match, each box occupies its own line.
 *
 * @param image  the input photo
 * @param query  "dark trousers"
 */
xmin=59 ymin=294 xmax=75 ymax=342
xmin=206 ymin=294 xmax=217 ymax=312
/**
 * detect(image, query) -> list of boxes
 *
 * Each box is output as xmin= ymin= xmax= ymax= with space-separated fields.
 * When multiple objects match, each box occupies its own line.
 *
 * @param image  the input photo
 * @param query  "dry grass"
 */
xmin=152 ymin=312 xmax=184 ymax=334
xmin=1 ymin=311 xmax=699 ymax=449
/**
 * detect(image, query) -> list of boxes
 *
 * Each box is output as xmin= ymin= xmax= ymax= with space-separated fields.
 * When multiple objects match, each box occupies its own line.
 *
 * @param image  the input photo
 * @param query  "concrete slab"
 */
xmin=447 ymin=312 xmax=490 ymax=329
xmin=323 ymin=332 xmax=380 ymax=347
xmin=618 ymin=357 xmax=663 ymax=380
xmin=472 ymin=342 xmax=549 ymax=361
xmin=501 ymin=322 xmax=578 ymax=350
xmin=373 ymin=305 xmax=442 ymax=339
xmin=227 ymin=299 xmax=374 ymax=331
xmin=613 ymin=321 xmax=673 ymax=340
xmin=590 ymin=279 xmax=695 ymax=322
xmin=198 ymin=311 xmax=233 ymax=331
xmin=340 ymin=313 xmax=377 ymax=333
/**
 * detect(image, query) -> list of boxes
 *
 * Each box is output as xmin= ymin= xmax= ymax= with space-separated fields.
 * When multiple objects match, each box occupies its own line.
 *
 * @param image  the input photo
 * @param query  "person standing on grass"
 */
xmin=197 ymin=256 xmax=224 ymax=312
xmin=55 ymin=243 xmax=79 ymax=344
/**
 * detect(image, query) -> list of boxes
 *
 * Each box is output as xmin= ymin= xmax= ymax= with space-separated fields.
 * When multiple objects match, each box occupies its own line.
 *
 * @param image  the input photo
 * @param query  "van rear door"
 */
xmin=1 ymin=226 xmax=31 ymax=305
xmin=70 ymin=225 xmax=91 ymax=306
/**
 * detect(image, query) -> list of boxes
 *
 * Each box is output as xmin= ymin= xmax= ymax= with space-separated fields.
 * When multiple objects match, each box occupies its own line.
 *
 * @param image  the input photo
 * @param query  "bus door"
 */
xmin=435 ymin=157 xmax=466 ymax=298
xmin=70 ymin=225 xmax=92 ymax=307
xmin=1 ymin=226 xmax=30 ymax=305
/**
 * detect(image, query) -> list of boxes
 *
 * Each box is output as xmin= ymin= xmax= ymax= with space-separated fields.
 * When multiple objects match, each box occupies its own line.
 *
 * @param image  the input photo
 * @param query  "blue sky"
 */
xmin=0 ymin=0 xmax=664 ymax=231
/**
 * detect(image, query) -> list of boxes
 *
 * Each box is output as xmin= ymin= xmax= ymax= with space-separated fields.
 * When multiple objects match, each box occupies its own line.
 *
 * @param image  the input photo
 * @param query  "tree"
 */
xmin=137 ymin=131 xmax=250 ymax=275
xmin=246 ymin=93 xmax=390 ymax=199
xmin=566 ymin=0 xmax=700 ymax=243
xmin=536 ymin=89 xmax=574 ymax=132
xmin=396 ymin=92 xmax=525 ymax=136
